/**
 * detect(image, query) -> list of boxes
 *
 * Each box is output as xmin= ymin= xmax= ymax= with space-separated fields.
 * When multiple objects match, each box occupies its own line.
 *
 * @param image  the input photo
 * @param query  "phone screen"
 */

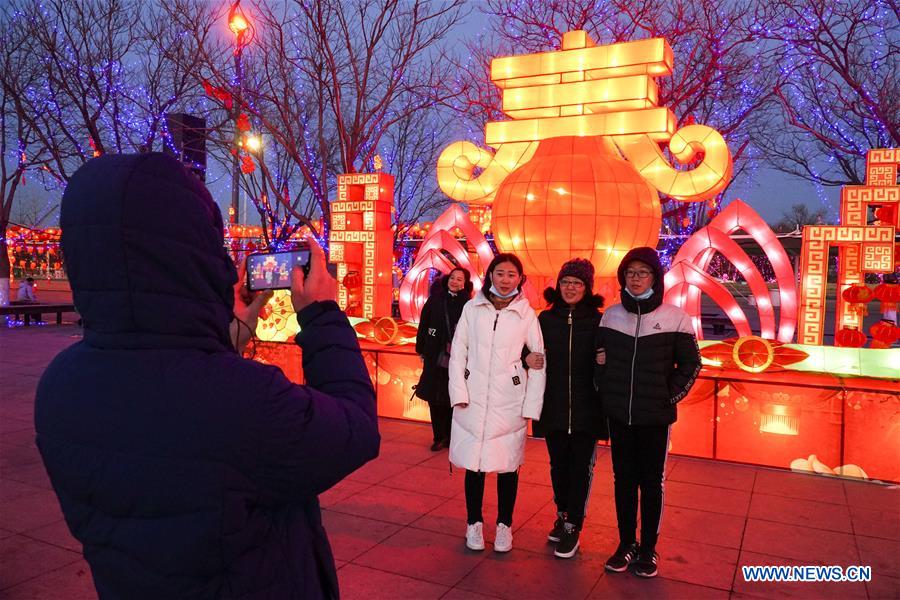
xmin=247 ymin=250 xmax=311 ymax=291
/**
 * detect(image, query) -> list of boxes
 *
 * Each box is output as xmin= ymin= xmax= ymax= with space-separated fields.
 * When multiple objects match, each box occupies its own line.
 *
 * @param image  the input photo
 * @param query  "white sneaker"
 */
xmin=466 ymin=522 xmax=485 ymax=551
xmin=494 ymin=523 xmax=513 ymax=552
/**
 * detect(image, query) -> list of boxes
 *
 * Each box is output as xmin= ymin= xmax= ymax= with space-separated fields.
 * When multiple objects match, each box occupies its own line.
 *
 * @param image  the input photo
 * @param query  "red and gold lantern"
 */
xmin=491 ymin=136 xmax=660 ymax=280
xmin=873 ymin=282 xmax=900 ymax=314
xmin=835 ymin=327 xmax=866 ymax=348
xmin=841 ymin=284 xmax=873 ymax=316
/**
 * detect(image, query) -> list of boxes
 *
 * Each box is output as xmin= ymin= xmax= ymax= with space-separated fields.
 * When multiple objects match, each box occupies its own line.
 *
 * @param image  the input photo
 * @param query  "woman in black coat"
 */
xmin=525 ymin=258 xmax=605 ymax=559
xmin=415 ymin=268 xmax=473 ymax=451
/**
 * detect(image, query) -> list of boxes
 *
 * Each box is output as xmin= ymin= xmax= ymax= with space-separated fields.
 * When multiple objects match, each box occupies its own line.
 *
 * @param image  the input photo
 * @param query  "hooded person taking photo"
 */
xmin=35 ymin=153 xmax=380 ymax=599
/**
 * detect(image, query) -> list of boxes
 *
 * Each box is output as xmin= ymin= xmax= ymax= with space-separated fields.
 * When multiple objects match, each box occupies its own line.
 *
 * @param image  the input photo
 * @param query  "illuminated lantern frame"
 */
xmin=329 ymin=173 xmax=394 ymax=319
xmin=399 ymin=204 xmax=494 ymax=322
xmin=665 ymin=200 xmax=798 ymax=342
xmin=798 ymin=149 xmax=899 ymax=345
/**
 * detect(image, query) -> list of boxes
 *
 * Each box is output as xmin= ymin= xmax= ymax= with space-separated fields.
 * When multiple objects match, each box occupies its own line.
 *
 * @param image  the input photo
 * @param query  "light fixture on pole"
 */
xmin=228 ymin=0 xmax=253 ymax=225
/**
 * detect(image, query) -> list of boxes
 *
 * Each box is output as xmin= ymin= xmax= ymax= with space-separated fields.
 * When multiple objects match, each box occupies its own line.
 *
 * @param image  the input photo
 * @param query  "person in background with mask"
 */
xmin=415 ymin=267 xmax=474 ymax=451
xmin=596 ymin=247 xmax=700 ymax=578
xmin=448 ymin=253 xmax=545 ymax=554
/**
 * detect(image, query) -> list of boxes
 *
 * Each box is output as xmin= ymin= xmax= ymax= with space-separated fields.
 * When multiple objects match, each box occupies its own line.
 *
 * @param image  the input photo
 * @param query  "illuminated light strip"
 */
xmin=491 ymin=38 xmax=673 ymax=86
xmin=501 ymin=75 xmax=658 ymax=113
xmin=484 ymin=107 xmax=676 ymax=145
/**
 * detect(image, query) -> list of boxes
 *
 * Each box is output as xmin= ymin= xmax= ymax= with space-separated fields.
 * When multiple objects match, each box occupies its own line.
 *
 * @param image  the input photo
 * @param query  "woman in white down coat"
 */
xmin=448 ymin=253 xmax=546 ymax=553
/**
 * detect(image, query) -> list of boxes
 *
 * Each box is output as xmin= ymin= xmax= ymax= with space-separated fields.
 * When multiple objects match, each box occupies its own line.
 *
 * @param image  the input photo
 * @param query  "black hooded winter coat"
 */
xmin=596 ymin=247 xmax=701 ymax=426
xmin=533 ymin=301 xmax=606 ymax=439
xmin=414 ymin=277 xmax=470 ymax=403
xmin=35 ymin=153 xmax=380 ymax=599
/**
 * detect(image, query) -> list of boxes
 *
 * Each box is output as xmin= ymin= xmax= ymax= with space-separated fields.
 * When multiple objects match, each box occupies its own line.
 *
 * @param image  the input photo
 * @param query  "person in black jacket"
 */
xmin=35 ymin=153 xmax=380 ymax=599
xmin=525 ymin=258 xmax=606 ymax=559
xmin=415 ymin=268 xmax=473 ymax=450
xmin=596 ymin=246 xmax=701 ymax=579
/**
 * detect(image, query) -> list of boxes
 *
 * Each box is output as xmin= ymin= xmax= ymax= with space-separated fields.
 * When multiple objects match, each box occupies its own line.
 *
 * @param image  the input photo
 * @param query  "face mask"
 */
xmin=489 ymin=283 xmax=519 ymax=299
xmin=625 ymin=286 xmax=654 ymax=301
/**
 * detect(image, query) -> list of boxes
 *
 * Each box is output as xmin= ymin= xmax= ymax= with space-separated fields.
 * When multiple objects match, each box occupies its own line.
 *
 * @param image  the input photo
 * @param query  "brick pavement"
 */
xmin=1 ymin=324 xmax=897 ymax=599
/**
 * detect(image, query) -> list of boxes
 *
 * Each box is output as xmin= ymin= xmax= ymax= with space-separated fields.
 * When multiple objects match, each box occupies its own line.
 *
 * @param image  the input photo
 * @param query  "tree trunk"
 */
xmin=0 ymin=221 xmax=10 ymax=306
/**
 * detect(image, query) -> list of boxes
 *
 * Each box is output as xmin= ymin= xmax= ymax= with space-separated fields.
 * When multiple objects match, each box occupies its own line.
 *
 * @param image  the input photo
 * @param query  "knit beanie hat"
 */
xmin=558 ymin=258 xmax=595 ymax=289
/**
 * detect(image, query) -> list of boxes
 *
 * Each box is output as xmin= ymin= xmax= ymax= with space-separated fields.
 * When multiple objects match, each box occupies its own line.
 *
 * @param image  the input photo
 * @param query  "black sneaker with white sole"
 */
xmin=553 ymin=522 xmax=580 ymax=558
xmin=633 ymin=547 xmax=659 ymax=578
xmin=547 ymin=514 xmax=565 ymax=543
xmin=604 ymin=541 xmax=640 ymax=572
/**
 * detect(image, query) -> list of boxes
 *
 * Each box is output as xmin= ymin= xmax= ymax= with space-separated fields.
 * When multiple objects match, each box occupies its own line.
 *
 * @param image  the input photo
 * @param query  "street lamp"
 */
xmin=243 ymin=134 xmax=262 ymax=153
xmin=228 ymin=0 xmax=253 ymax=224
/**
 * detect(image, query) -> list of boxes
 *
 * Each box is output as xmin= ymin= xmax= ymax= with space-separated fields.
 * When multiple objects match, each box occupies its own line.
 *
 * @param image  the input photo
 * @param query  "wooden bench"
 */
xmin=0 ymin=303 xmax=78 ymax=326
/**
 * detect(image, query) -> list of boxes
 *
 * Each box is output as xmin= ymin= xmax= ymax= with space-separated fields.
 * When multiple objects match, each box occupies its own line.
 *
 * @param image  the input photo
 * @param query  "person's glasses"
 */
xmin=560 ymin=279 xmax=585 ymax=289
xmin=625 ymin=270 xmax=653 ymax=280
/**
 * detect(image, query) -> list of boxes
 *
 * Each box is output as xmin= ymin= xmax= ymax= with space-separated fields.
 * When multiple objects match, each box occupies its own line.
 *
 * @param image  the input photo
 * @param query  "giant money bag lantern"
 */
xmin=437 ymin=31 xmax=733 ymax=282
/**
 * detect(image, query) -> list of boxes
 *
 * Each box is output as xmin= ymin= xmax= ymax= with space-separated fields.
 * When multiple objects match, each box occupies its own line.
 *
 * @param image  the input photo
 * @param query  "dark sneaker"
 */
xmin=553 ymin=522 xmax=580 ymax=558
xmin=605 ymin=541 xmax=640 ymax=572
xmin=633 ymin=548 xmax=659 ymax=578
xmin=547 ymin=515 xmax=565 ymax=543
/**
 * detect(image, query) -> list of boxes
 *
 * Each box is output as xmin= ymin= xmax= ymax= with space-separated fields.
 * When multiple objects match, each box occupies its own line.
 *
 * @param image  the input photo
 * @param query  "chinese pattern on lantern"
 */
xmin=329 ymin=173 xmax=394 ymax=319
xmin=798 ymin=149 xmax=899 ymax=345
xmin=436 ymin=30 xmax=732 ymax=288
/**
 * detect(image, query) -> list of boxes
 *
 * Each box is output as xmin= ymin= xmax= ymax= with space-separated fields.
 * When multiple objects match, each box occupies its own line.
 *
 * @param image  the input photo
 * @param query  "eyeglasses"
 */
xmin=625 ymin=270 xmax=653 ymax=280
xmin=559 ymin=279 xmax=585 ymax=289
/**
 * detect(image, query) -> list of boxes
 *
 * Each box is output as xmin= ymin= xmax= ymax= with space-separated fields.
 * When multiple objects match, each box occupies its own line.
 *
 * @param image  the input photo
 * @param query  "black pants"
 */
xmin=465 ymin=470 xmax=519 ymax=526
xmin=545 ymin=430 xmax=598 ymax=529
xmin=608 ymin=419 xmax=670 ymax=551
xmin=428 ymin=385 xmax=452 ymax=444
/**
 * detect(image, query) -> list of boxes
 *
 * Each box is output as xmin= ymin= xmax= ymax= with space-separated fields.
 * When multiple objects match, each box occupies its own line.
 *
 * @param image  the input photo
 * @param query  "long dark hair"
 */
xmin=482 ymin=253 xmax=526 ymax=299
xmin=442 ymin=267 xmax=474 ymax=298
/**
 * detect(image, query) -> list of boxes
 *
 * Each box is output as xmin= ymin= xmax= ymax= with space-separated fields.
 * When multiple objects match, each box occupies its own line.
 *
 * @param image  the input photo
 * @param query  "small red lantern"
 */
xmin=835 ymin=327 xmax=866 ymax=348
xmin=873 ymin=282 xmax=900 ymax=313
xmin=874 ymin=206 xmax=895 ymax=225
xmin=841 ymin=284 xmax=873 ymax=316
xmin=869 ymin=321 xmax=897 ymax=345
xmin=343 ymin=270 xmax=362 ymax=291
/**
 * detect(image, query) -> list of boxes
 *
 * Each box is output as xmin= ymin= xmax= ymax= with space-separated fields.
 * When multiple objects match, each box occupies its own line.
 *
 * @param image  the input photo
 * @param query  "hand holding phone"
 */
xmin=247 ymin=246 xmax=312 ymax=292
xmin=232 ymin=259 xmax=274 ymax=353
xmin=290 ymin=237 xmax=336 ymax=313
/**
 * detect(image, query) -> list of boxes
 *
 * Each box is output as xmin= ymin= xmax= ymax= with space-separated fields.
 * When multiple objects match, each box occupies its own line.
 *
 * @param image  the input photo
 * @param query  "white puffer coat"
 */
xmin=448 ymin=292 xmax=546 ymax=473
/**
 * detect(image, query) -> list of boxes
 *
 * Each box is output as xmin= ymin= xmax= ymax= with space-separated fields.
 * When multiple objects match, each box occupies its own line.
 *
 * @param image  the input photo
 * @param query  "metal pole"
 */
xmin=230 ymin=50 xmax=243 ymax=225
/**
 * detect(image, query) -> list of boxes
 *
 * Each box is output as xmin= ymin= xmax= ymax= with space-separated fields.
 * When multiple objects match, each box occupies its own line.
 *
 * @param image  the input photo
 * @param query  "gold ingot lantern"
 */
xmin=437 ymin=31 xmax=733 ymax=280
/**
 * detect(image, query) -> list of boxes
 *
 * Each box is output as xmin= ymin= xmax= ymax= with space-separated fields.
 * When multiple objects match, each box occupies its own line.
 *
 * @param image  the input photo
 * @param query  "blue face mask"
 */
xmin=489 ymin=283 xmax=519 ymax=299
xmin=625 ymin=286 xmax=654 ymax=301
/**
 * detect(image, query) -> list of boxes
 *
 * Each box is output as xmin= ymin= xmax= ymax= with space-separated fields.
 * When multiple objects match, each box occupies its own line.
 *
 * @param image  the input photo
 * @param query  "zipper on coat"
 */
xmin=567 ymin=309 xmax=573 ymax=434
xmin=479 ymin=308 xmax=501 ymax=471
xmin=628 ymin=305 xmax=642 ymax=425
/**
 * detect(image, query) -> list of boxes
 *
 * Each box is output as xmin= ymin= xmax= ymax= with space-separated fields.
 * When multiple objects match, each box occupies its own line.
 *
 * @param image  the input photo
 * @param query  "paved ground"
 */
xmin=1 ymin=324 xmax=898 ymax=599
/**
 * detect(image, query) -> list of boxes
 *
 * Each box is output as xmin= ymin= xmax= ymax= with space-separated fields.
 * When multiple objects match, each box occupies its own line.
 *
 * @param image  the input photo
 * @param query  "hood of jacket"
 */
xmin=61 ymin=153 xmax=238 ymax=351
xmin=617 ymin=246 xmax=664 ymax=314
